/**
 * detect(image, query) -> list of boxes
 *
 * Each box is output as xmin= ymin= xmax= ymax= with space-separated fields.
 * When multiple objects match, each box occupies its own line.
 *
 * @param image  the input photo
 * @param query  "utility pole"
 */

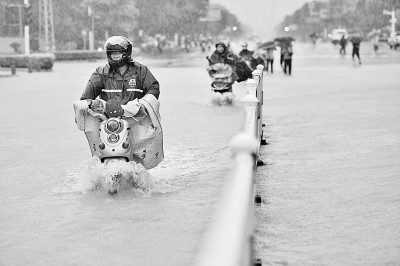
xmin=88 ymin=7 xmax=95 ymax=50
xmin=38 ymin=0 xmax=55 ymax=51
xmin=383 ymin=9 xmax=397 ymax=36
xmin=24 ymin=0 xmax=30 ymax=55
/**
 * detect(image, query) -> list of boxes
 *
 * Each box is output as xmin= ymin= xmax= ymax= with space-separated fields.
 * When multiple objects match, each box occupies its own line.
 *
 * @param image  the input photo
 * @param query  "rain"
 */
xmin=1 ymin=0 xmax=400 ymax=265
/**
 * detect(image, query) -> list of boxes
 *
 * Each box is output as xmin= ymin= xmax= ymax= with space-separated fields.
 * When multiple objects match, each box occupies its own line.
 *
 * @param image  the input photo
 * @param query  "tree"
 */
xmin=276 ymin=0 xmax=400 ymax=41
xmin=136 ymin=0 xmax=208 ymax=37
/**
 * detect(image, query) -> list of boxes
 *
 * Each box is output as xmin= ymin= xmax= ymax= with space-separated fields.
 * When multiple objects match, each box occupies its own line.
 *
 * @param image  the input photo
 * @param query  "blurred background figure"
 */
xmin=239 ymin=41 xmax=255 ymax=70
xmin=339 ymin=35 xmax=347 ymax=55
xmin=282 ymin=43 xmax=293 ymax=75
xmin=310 ymin=32 xmax=318 ymax=45
xmin=256 ymin=40 xmax=276 ymax=74
xmin=367 ymin=28 xmax=381 ymax=55
xmin=264 ymin=45 xmax=275 ymax=74
xmin=349 ymin=35 xmax=362 ymax=65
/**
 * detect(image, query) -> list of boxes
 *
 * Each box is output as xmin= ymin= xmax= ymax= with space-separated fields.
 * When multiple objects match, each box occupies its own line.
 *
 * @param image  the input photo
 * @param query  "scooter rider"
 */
xmin=209 ymin=41 xmax=237 ymax=66
xmin=80 ymin=36 xmax=160 ymax=114
xmin=238 ymin=42 xmax=254 ymax=62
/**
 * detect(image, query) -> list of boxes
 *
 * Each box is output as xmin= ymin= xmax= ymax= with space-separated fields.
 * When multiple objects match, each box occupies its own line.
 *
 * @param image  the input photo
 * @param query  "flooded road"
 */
xmin=0 ymin=58 xmax=245 ymax=265
xmin=255 ymin=43 xmax=400 ymax=265
xmin=0 ymin=42 xmax=399 ymax=265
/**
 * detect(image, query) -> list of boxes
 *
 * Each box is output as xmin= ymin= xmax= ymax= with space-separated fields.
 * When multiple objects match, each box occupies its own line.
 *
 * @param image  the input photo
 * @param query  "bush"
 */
xmin=54 ymin=50 xmax=106 ymax=61
xmin=0 ymin=53 xmax=55 ymax=70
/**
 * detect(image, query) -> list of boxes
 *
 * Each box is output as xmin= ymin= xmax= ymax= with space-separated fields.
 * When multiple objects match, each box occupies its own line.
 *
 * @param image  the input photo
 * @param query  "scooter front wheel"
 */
xmin=104 ymin=158 xmax=125 ymax=195
xmin=107 ymin=173 xmax=121 ymax=195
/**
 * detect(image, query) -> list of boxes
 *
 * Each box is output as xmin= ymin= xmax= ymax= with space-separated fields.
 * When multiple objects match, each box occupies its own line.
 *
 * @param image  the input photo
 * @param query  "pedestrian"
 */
xmin=80 ymin=36 xmax=160 ymax=113
xmin=280 ymin=45 xmax=285 ymax=69
xmin=339 ymin=35 xmax=347 ymax=55
xmin=310 ymin=32 xmax=318 ymax=45
xmin=282 ymin=44 xmax=293 ymax=75
xmin=265 ymin=46 xmax=275 ymax=73
xmin=350 ymin=36 xmax=362 ymax=65
xmin=372 ymin=35 xmax=379 ymax=55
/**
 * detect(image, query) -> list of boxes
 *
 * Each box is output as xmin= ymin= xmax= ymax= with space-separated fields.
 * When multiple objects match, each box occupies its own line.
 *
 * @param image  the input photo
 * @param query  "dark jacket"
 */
xmin=80 ymin=60 xmax=160 ymax=104
xmin=210 ymin=42 xmax=237 ymax=65
xmin=239 ymin=49 xmax=254 ymax=60
xmin=282 ymin=45 xmax=293 ymax=60
xmin=350 ymin=38 xmax=361 ymax=50
xmin=339 ymin=36 xmax=347 ymax=46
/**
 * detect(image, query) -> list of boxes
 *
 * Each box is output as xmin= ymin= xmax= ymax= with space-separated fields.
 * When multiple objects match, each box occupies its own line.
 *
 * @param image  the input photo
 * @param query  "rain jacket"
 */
xmin=282 ymin=45 xmax=293 ymax=60
xmin=73 ymin=94 xmax=164 ymax=169
xmin=239 ymin=49 xmax=254 ymax=60
xmin=265 ymin=47 xmax=275 ymax=60
xmin=209 ymin=42 xmax=237 ymax=65
xmin=81 ymin=60 xmax=160 ymax=104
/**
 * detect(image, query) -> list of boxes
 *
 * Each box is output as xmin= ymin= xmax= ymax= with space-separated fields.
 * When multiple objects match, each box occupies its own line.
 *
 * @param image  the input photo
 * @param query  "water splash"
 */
xmin=210 ymin=92 xmax=236 ymax=106
xmin=53 ymin=157 xmax=181 ymax=196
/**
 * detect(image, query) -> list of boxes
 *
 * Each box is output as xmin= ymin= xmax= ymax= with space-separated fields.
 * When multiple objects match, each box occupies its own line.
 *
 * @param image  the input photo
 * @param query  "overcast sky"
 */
xmin=210 ymin=0 xmax=312 ymax=37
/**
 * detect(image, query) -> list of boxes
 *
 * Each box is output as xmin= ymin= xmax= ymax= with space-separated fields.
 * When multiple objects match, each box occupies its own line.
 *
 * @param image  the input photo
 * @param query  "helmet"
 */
xmin=215 ymin=41 xmax=227 ymax=49
xmin=104 ymin=36 xmax=132 ymax=68
xmin=241 ymin=41 xmax=248 ymax=48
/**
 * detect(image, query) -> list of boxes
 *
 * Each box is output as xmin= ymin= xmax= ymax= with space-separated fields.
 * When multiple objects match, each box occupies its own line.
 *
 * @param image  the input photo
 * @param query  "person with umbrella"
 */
xmin=274 ymin=36 xmax=295 ymax=70
xmin=349 ymin=35 xmax=362 ymax=65
xmin=282 ymin=43 xmax=293 ymax=75
xmin=256 ymin=41 xmax=275 ymax=73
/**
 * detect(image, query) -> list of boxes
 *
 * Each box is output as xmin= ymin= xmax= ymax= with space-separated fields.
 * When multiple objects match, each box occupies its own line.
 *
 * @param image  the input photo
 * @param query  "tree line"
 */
xmin=277 ymin=0 xmax=400 ymax=41
xmin=1 ymin=0 xmax=242 ymax=51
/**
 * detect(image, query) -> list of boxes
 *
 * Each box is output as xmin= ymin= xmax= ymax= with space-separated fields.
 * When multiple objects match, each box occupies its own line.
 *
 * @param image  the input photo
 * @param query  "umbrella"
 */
xmin=348 ymin=36 xmax=362 ymax=43
xmin=256 ymin=41 xmax=275 ymax=50
xmin=274 ymin=36 xmax=295 ymax=44
xmin=274 ymin=36 xmax=295 ymax=48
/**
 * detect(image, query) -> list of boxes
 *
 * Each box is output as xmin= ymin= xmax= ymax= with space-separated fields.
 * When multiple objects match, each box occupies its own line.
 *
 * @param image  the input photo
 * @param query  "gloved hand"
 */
xmin=89 ymin=99 xmax=105 ymax=114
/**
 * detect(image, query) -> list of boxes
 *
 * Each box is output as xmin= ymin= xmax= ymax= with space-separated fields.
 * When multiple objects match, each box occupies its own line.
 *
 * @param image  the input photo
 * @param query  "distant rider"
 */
xmin=207 ymin=41 xmax=239 ymax=84
xmin=239 ymin=42 xmax=254 ymax=61
xmin=80 ymin=36 xmax=160 ymax=115
xmin=209 ymin=41 xmax=237 ymax=66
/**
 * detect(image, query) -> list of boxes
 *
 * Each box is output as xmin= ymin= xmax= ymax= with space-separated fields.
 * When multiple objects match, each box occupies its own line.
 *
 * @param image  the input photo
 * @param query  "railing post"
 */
xmin=195 ymin=61 xmax=266 ymax=266
xmin=245 ymin=78 xmax=258 ymax=97
xmin=256 ymin=64 xmax=264 ymax=93
xmin=254 ymin=65 xmax=266 ymax=148
xmin=243 ymin=80 xmax=260 ymax=147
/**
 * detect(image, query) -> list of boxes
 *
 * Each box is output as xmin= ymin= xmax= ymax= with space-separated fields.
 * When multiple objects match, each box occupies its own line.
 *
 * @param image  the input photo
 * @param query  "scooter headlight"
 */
xmin=108 ymin=133 xmax=119 ymax=143
xmin=106 ymin=119 xmax=120 ymax=133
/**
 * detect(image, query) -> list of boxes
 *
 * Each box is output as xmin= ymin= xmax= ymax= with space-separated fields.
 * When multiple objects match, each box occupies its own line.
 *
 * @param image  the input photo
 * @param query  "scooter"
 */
xmin=73 ymin=96 xmax=164 ymax=195
xmin=206 ymin=57 xmax=235 ymax=94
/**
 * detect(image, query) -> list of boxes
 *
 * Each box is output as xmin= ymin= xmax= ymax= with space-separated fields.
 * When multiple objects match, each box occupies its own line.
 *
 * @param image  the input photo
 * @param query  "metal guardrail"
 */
xmin=196 ymin=65 xmax=265 ymax=266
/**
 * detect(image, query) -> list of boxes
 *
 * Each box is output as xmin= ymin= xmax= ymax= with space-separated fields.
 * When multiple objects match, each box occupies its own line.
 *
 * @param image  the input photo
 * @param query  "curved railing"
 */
xmin=196 ymin=65 xmax=265 ymax=266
